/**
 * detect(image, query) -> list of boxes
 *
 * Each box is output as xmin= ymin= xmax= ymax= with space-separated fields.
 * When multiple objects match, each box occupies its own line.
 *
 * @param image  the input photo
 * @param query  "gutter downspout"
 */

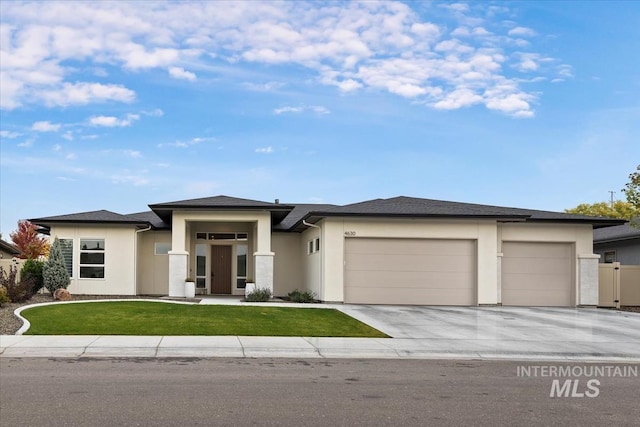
xmin=134 ymin=225 xmax=152 ymax=295
xmin=302 ymin=220 xmax=323 ymax=301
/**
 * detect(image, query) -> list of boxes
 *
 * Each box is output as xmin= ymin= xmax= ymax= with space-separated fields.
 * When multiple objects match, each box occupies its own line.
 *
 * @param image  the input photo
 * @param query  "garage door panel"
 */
xmin=503 ymin=243 xmax=572 ymax=258
xmin=346 ymin=286 xmax=475 ymax=306
xmin=502 ymin=242 xmax=573 ymax=306
xmin=344 ymin=238 xmax=475 ymax=305
xmin=502 ymin=258 xmax=571 ymax=275
xmin=347 ymin=238 xmax=474 ymax=256
xmin=346 ymin=253 xmax=474 ymax=273
xmin=346 ymin=270 xmax=474 ymax=289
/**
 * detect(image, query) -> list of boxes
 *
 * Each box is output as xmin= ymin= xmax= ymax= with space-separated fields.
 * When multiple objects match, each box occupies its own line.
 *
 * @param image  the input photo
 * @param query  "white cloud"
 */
xmin=123 ymin=149 xmax=142 ymax=158
xmin=274 ymin=105 xmax=330 ymax=115
xmin=255 ymin=146 xmax=273 ymax=153
xmin=52 ymin=143 xmax=62 ymax=151
xmin=0 ymin=1 xmax=562 ymax=117
xmin=141 ymin=108 xmax=164 ymax=117
xmin=169 ymin=66 xmax=197 ymax=81
xmin=37 ymin=82 xmax=136 ymax=108
xmin=0 ymin=130 xmax=21 ymax=139
xmin=508 ymin=26 xmax=537 ymax=37
xmin=89 ymin=113 xmax=140 ymax=127
xmin=158 ymin=136 xmax=215 ymax=148
xmin=65 ymin=153 xmax=76 ymax=160
xmin=62 ymin=131 xmax=73 ymax=140
xmin=242 ymin=81 xmax=284 ymax=92
xmin=31 ymin=120 xmax=61 ymax=132
xmin=17 ymin=138 xmax=34 ymax=147
xmin=111 ymin=174 xmax=149 ymax=186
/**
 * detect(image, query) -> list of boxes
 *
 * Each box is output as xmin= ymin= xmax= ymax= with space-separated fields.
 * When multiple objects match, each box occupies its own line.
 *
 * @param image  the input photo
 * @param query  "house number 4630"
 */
xmin=344 ymin=231 xmax=356 ymax=236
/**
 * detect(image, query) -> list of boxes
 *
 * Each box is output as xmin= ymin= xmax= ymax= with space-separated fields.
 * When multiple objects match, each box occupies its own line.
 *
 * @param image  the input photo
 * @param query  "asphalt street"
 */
xmin=1 ymin=358 xmax=638 ymax=426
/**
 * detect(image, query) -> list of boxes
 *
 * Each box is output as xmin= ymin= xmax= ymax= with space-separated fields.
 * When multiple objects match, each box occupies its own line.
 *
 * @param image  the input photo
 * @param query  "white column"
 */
xmin=578 ymin=254 xmax=600 ymax=306
xmin=253 ymin=216 xmax=274 ymax=294
xmin=168 ymin=215 xmax=188 ymax=297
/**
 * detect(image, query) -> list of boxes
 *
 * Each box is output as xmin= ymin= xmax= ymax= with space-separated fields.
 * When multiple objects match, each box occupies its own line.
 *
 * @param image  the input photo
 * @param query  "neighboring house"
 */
xmin=30 ymin=195 xmax=624 ymax=307
xmin=0 ymin=238 xmax=20 ymax=259
xmin=593 ymin=222 xmax=640 ymax=265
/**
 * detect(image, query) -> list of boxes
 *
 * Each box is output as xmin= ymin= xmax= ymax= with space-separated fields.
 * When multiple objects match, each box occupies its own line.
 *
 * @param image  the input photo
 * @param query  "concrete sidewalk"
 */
xmin=2 ymin=297 xmax=639 ymax=362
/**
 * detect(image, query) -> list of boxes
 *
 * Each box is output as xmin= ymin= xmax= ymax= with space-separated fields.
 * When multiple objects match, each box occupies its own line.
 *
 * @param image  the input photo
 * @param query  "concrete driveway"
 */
xmin=337 ymin=305 xmax=640 ymax=360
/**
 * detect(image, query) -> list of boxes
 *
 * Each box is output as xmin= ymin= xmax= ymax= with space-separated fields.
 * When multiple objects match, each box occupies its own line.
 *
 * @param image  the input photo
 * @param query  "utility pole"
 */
xmin=608 ymin=191 xmax=615 ymax=208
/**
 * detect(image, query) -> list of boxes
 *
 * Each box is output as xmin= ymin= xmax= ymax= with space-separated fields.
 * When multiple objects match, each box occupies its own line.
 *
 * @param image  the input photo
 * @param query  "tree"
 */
xmin=622 ymin=164 xmax=640 ymax=209
xmin=9 ymin=220 xmax=50 ymax=259
xmin=43 ymin=237 xmax=70 ymax=293
xmin=565 ymin=200 xmax=639 ymax=220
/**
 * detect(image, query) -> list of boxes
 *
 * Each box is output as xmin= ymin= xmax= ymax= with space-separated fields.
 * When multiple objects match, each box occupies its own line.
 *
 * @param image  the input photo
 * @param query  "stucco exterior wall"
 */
xmin=301 ymin=227 xmax=321 ymax=298
xmin=320 ymin=218 xmax=499 ymax=304
xmin=499 ymin=222 xmax=595 ymax=305
xmin=48 ymin=225 xmax=137 ymax=295
xmin=272 ymin=233 xmax=302 ymax=297
xmin=137 ymin=231 xmax=171 ymax=295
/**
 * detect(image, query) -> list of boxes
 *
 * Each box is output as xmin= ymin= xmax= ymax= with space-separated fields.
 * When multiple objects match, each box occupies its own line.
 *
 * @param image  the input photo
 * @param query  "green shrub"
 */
xmin=288 ymin=289 xmax=317 ymax=303
xmin=21 ymin=259 xmax=45 ymax=294
xmin=0 ymin=263 xmax=35 ymax=303
xmin=43 ymin=237 xmax=70 ymax=293
xmin=0 ymin=286 xmax=10 ymax=306
xmin=245 ymin=287 xmax=272 ymax=302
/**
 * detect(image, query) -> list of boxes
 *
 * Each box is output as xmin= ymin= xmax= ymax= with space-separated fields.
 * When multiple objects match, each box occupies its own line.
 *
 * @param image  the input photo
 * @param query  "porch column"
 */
xmin=578 ymin=254 xmax=600 ymax=306
xmin=254 ymin=215 xmax=274 ymax=295
xmin=168 ymin=215 xmax=188 ymax=297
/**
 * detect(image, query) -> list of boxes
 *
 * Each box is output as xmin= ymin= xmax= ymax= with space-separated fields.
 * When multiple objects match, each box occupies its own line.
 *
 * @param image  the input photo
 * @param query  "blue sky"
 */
xmin=1 ymin=1 xmax=639 ymax=236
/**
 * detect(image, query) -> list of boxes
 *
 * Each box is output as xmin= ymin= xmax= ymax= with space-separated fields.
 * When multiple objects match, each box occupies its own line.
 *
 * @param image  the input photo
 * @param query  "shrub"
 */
xmin=43 ymin=237 xmax=70 ymax=293
xmin=288 ymin=289 xmax=317 ymax=303
xmin=0 ymin=286 xmax=9 ymax=306
xmin=21 ymin=258 xmax=45 ymax=295
xmin=245 ymin=287 xmax=272 ymax=302
xmin=0 ymin=263 xmax=35 ymax=303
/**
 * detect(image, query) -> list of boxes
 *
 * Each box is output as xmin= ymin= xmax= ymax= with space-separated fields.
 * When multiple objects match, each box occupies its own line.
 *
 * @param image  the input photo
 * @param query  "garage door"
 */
xmin=344 ymin=238 xmax=476 ymax=305
xmin=502 ymin=242 xmax=573 ymax=306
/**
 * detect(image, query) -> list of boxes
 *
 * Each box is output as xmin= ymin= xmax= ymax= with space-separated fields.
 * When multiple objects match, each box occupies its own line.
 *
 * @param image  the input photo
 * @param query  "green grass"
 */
xmin=21 ymin=301 xmax=389 ymax=337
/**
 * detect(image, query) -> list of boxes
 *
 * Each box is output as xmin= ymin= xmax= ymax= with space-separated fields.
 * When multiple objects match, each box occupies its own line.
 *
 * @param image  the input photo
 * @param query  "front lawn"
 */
xmin=20 ymin=301 xmax=389 ymax=337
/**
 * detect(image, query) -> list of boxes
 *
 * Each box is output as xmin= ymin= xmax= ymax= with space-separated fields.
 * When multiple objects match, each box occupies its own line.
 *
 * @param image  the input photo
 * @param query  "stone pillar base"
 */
xmin=168 ymin=250 xmax=189 ymax=297
xmin=254 ymin=252 xmax=275 ymax=295
xmin=578 ymin=254 xmax=600 ymax=306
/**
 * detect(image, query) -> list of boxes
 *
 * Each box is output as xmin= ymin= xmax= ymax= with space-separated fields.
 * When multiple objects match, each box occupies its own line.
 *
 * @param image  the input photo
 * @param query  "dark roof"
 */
xmin=149 ymin=195 xmax=294 ymax=224
xmin=123 ymin=211 xmax=170 ymax=230
xmin=593 ymin=221 xmax=640 ymax=243
xmin=28 ymin=195 xmax=626 ymax=233
xmin=31 ymin=210 xmax=149 ymax=228
xmin=273 ymin=203 xmax=337 ymax=231
xmin=0 ymin=238 xmax=20 ymax=256
xmin=290 ymin=196 xmax=625 ymax=231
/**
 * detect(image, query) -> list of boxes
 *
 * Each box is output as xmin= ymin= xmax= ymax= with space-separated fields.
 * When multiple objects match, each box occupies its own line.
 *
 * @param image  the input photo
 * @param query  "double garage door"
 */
xmin=344 ymin=238 xmax=574 ymax=306
xmin=344 ymin=238 xmax=476 ymax=305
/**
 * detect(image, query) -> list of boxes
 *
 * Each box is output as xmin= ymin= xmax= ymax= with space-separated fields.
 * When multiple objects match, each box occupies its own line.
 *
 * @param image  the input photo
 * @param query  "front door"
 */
xmin=211 ymin=245 xmax=232 ymax=294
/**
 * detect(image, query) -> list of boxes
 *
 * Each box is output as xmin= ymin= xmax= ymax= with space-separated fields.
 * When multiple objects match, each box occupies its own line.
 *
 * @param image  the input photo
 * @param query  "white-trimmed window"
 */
xmin=59 ymin=238 xmax=73 ymax=278
xmin=308 ymin=238 xmax=320 ymax=254
xmin=603 ymin=251 xmax=616 ymax=263
xmin=80 ymin=239 xmax=105 ymax=279
xmin=155 ymin=242 xmax=171 ymax=255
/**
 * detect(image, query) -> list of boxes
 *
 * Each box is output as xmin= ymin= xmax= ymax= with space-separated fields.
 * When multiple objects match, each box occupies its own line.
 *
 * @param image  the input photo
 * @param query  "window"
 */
xmin=236 ymin=244 xmax=248 ymax=289
xmin=604 ymin=251 xmax=616 ymax=263
xmin=59 ymin=238 xmax=73 ymax=278
xmin=196 ymin=232 xmax=207 ymax=240
xmin=80 ymin=239 xmax=105 ymax=278
xmin=195 ymin=244 xmax=207 ymax=290
xmin=308 ymin=238 xmax=320 ymax=254
xmin=155 ymin=242 xmax=171 ymax=255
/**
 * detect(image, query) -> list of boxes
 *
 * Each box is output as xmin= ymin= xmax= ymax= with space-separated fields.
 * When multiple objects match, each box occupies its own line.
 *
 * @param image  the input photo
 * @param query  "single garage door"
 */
xmin=344 ymin=238 xmax=476 ymax=305
xmin=502 ymin=242 xmax=573 ymax=306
